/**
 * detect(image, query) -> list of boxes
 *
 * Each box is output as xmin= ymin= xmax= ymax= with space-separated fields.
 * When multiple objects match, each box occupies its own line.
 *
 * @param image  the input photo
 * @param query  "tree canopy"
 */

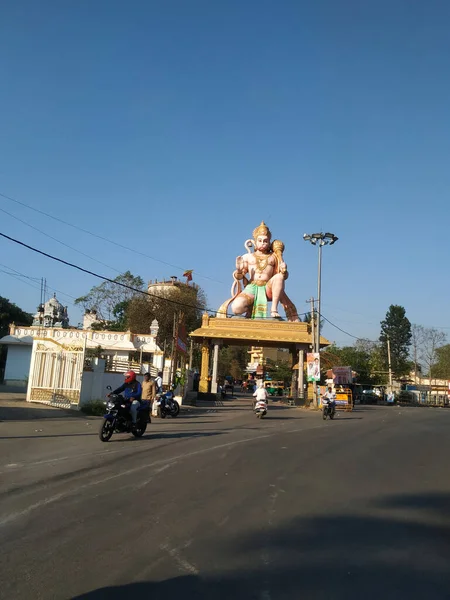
xmin=217 ymin=346 xmax=248 ymax=381
xmin=432 ymin=344 xmax=450 ymax=379
xmin=74 ymin=271 xmax=207 ymax=350
xmin=74 ymin=271 xmax=145 ymax=323
xmin=322 ymin=341 xmax=384 ymax=385
xmin=379 ymin=305 xmax=412 ymax=376
xmin=126 ymin=283 xmax=207 ymax=349
xmin=0 ymin=296 xmax=33 ymax=338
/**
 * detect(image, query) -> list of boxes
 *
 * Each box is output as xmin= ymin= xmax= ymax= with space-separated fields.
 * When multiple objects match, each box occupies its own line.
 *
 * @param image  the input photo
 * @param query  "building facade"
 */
xmin=0 ymin=323 xmax=163 ymax=387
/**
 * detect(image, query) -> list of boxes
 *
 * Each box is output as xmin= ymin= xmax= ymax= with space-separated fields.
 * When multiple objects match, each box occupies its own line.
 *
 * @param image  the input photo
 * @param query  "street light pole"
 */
xmin=303 ymin=232 xmax=338 ymax=400
xmin=316 ymin=241 xmax=323 ymax=353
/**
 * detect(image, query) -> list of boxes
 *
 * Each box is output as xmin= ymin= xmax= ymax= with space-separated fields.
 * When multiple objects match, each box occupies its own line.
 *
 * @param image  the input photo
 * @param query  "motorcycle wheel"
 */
xmin=322 ymin=410 xmax=327 ymax=421
xmin=160 ymin=410 xmax=166 ymax=419
xmin=260 ymin=412 xmax=266 ymax=419
xmin=330 ymin=412 xmax=335 ymax=420
xmin=171 ymin=401 xmax=180 ymax=418
xmin=99 ymin=419 xmax=114 ymax=442
xmin=132 ymin=421 xmax=147 ymax=438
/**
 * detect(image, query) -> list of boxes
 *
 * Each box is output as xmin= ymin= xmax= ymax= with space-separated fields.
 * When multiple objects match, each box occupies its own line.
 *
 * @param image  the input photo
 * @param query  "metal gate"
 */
xmin=27 ymin=339 xmax=85 ymax=408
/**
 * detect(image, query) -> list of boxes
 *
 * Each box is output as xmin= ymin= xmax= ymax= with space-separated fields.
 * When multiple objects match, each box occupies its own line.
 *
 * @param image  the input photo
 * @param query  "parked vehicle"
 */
xmin=322 ymin=400 xmax=336 ymax=420
xmin=254 ymin=399 xmax=268 ymax=418
xmin=157 ymin=390 xmax=180 ymax=418
xmin=99 ymin=388 xmax=151 ymax=442
xmin=361 ymin=390 xmax=379 ymax=404
xmin=263 ymin=380 xmax=284 ymax=396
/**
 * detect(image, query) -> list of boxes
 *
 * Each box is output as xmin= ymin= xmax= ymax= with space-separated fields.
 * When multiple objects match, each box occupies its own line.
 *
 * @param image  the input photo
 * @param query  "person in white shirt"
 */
xmin=253 ymin=384 xmax=268 ymax=409
xmin=155 ymin=372 xmax=163 ymax=394
xmin=322 ymin=387 xmax=336 ymax=411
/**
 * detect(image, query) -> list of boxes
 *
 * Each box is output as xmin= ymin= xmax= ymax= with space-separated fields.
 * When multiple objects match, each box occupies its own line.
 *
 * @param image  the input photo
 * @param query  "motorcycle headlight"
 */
xmin=107 ymin=401 xmax=116 ymax=409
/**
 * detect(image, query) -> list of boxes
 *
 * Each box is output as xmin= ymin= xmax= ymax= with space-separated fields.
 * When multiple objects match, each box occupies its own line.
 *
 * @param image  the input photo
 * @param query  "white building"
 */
xmin=0 ymin=321 xmax=163 ymax=388
xmin=32 ymin=293 xmax=69 ymax=328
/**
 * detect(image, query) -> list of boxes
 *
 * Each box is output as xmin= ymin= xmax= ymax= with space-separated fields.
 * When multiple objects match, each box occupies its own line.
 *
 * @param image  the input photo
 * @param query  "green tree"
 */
xmin=75 ymin=271 xmax=144 ymax=324
xmin=432 ymin=343 xmax=450 ymax=379
xmin=323 ymin=340 xmax=386 ymax=385
xmin=217 ymin=346 xmax=248 ymax=380
xmin=265 ymin=358 xmax=293 ymax=386
xmin=126 ymin=283 xmax=207 ymax=350
xmin=323 ymin=344 xmax=370 ymax=383
xmin=379 ymin=305 xmax=412 ymax=376
xmin=0 ymin=296 xmax=33 ymax=338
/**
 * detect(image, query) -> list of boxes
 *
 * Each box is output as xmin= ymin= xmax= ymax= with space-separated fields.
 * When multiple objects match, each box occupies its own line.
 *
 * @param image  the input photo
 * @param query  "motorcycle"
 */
xmin=254 ymin=399 xmax=268 ymax=418
xmin=156 ymin=390 xmax=180 ymax=418
xmin=99 ymin=387 xmax=151 ymax=442
xmin=322 ymin=400 xmax=336 ymax=420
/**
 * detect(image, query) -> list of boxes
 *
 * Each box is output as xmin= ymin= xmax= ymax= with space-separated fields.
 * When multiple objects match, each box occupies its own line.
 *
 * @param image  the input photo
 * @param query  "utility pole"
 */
xmin=168 ymin=312 xmax=178 ymax=388
xmin=309 ymin=298 xmax=316 ymax=352
xmin=387 ymin=336 xmax=393 ymax=388
xmin=188 ymin=338 xmax=194 ymax=370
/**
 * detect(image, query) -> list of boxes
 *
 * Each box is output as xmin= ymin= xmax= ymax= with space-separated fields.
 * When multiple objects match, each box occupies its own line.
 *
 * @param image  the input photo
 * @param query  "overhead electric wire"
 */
xmin=0 ymin=269 xmax=44 ymax=292
xmin=0 ymin=262 xmax=78 ymax=305
xmin=0 ymin=206 xmax=122 ymax=274
xmin=319 ymin=312 xmax=379 ymax=344
xmin=0 ymin=231 xmax=310 ymax=320
xmin=0 ymin=191 xmax=223 ymax=284
xmin=0 ymin=262 xmax=41 ymax=282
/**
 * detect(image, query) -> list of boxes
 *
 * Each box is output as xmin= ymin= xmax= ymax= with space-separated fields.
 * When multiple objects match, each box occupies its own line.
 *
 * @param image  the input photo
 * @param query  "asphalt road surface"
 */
xmin=1 ymin=396 xmax=450 ymax=599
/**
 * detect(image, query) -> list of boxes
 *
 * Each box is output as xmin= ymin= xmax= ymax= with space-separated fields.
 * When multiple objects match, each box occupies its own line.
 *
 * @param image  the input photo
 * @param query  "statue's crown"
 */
xmin=253 ymin=221 xmax=272 ymax=241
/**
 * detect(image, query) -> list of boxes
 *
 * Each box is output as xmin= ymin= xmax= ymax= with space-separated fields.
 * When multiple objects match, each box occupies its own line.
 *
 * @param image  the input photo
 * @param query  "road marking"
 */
xmin=218 ymin=515 xmax=229 ymax=527
xmin=160 ymin=541 xmax=199 ymax=574
xmin=0 ymin=449 xmax=125 ymax=473
xmin=133 ymin=462 xmax=177 ymax=490
xmin=0 ymin=435 xmax=273 ymax=527
xmin=0 ymin=420 xmax=353 ymax=527
xmin=133 ymin=477 xmax=153 ymax=490
xmin=154 ymin=463 xmax=175 ymax=474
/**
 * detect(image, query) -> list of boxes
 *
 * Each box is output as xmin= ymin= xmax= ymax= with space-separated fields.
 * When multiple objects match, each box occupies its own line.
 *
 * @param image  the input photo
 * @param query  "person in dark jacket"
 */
xmin=111 ymin=370 xmax=142 ymax=425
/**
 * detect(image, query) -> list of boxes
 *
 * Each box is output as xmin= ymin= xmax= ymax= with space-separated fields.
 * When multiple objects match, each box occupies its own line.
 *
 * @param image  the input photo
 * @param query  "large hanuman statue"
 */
xmin=218 ymin=221 xmax=300 ymax=321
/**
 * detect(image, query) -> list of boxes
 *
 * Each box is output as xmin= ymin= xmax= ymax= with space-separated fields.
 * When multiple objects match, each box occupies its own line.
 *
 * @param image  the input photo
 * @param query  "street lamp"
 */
xmin=303 ymin=232 xmax=338 ymax=353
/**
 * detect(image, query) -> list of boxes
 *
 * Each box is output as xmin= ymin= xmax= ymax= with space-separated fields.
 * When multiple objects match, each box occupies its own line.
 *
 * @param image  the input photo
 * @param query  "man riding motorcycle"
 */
xmin=109 ymin=370 xmax=142 ymax=427
xmin=322 ymin=386 xmax=336 ymax=415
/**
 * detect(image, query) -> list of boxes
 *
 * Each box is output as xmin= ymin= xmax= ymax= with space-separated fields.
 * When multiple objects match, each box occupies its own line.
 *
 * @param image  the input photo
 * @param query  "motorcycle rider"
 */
xmin=110 ymin=370 xmax=142 ymax=427
xmin=252 ymin=382 xmax=268 ymax=409
xmin=322 ymin=386 xmax=336 ymax=414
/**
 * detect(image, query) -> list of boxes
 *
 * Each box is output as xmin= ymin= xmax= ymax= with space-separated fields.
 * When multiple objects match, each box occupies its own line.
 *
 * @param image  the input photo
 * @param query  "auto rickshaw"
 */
xmin=264 ymin=380 xmax=284 ymax=396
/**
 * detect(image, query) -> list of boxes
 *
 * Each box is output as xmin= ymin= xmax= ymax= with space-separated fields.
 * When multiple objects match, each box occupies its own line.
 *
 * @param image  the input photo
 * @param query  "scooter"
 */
xmin=254 ymin=399 xmax=268 ymax=418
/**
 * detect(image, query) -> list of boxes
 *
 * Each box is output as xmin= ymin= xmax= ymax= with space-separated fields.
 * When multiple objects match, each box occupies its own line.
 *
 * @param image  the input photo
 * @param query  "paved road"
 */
xmin=1 ymin=397 xmax=450 ymax=599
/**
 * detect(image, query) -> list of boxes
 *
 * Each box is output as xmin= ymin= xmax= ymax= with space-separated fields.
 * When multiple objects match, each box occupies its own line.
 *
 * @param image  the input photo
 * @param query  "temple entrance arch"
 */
xmin=190 ymin=313 xmax=330 ymax=401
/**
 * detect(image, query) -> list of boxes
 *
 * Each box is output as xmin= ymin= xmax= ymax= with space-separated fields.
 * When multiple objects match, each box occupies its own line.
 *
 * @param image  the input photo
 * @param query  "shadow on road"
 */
xmin=0 ymin=432 xmax=98 ymax=440
xmin=74 ymin=491 xmax=450 ymax=599
xmin=0 ymin=403 xmax=84 ymax=422
xmin=110 ymin=430 xmax=225 ymax=443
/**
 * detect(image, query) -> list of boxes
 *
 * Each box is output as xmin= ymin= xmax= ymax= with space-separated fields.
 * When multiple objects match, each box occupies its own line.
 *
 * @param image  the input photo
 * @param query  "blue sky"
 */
xmin=1 ymin=0 xmax=450 ymax=345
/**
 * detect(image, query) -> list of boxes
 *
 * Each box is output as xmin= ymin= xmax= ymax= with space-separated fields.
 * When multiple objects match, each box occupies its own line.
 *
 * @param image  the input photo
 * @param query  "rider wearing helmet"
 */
xmin=111 ymin=370 xmax=142 ymax=426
